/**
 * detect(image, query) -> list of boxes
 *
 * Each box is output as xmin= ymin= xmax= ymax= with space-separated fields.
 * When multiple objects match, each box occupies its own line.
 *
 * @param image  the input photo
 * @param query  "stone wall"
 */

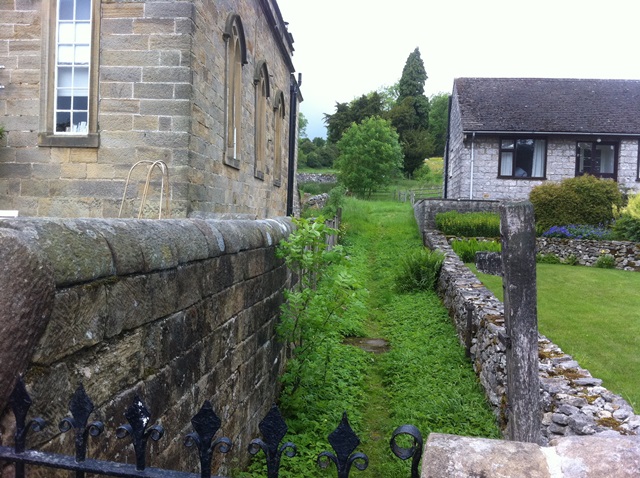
xmin=0 ymin=0 xmax=297 ymax=219
xmin=422 ymin=229 xmax=640 ymax=444
xmin=0 ymin=216 xmax=293 ymax=475
xmin=537 ymin=237 xmax=640 ymax=271
xmin=413 ymin=198 xmax=501 ymax=230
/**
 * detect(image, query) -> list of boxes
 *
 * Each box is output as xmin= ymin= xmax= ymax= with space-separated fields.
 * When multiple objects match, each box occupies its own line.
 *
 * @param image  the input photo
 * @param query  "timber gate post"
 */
xmin=500 ymin=201 xmax=542 ymax=444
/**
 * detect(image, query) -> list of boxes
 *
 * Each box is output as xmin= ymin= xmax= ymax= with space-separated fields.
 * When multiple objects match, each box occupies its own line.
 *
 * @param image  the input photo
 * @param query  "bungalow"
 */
xmin=444 ymin=78 xmax=640 ymax=200
xmin=0 ymin=0 xmax=301 ymax=218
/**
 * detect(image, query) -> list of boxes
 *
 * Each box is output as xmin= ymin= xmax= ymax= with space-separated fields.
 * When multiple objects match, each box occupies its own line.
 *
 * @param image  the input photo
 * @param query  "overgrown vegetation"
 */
xmin=435 ymin=211 xmax=500 ymax=238
xmin=451 ymin=238 xmax=501 ymax=263
xmin=529 ymin=175 xmax=623 ymax=231
xmin=259 ymin=200 xmax=500 ymax=477
xmin=472 ymin=263 xmax=640 ymax=410
xmin=394 ymin=248 xmax=444 ymax=292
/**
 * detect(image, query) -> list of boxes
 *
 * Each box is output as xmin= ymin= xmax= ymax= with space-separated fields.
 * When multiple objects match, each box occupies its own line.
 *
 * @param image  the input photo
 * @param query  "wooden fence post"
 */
xmin=500 ymin=201 xmax=541 ymax=444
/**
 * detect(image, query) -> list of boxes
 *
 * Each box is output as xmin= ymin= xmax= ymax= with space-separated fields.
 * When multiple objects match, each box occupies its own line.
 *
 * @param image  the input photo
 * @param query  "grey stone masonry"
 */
xmin=0 ymin=216 xmax=293 ymax=475
xmin=422 ymin=229 xmax=640 ymax=444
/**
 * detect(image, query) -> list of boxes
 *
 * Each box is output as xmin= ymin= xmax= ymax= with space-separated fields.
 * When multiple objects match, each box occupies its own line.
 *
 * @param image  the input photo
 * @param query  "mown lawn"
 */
xmin=471 ymin=263 xmax=640 ymax=410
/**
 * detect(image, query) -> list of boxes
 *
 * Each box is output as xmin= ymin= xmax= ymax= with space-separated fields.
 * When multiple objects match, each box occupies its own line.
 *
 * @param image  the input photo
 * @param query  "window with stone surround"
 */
xmin=273 ymin=91 xmax=285 ymax=187
xmin=576 ymin=141 xmax=617 ymax=180
xmin=223 ymin=14 xmax=247 ymax=169
xmin=39 ymin=0 xmax=100 ymax=148
xmin=253 ymin=61 xmax=270 ymax=181
xmin=498 ymin=138 xmax=546 ymax=179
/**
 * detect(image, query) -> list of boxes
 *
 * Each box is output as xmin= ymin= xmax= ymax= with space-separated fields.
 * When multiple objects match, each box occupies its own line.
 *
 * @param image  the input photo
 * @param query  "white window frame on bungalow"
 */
xmin=576 ymin=140 xmax=618 ymax=180
xmin=272 ymin=90 xmax=286 ymax=187
xmin=253 ymin=61 xmax=270 ymax=181
xmin=38 ymin=0 xmax=100 ymax=148
xmin=498 ymin=138 xmax=546 ymax=179
xmin=223 ymin=14 xmax=247 ymax=169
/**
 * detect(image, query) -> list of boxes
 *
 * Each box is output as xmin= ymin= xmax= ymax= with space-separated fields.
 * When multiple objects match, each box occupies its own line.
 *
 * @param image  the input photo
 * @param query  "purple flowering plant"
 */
xmin=541 ymin=224 xmax=614 ymax=240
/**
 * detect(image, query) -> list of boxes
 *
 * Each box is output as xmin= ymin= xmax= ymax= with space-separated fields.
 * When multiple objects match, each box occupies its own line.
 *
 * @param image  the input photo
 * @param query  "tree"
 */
xmin=334 ymin=117 xmax=403 ymax=198
xmin=298 ymin=111 xmax=308 ymax=138
xmin=398 ymin=47 xmax=428 ymax=100
xmin=427 ymin=93 xmax=449 ymax=156
xmin=324 ymin=93 xmax=384 ymax=144
xmin=388 ymin=47 xmax=431 ymax=176
xmin=378 ymin=82 xmax=400 ymax=111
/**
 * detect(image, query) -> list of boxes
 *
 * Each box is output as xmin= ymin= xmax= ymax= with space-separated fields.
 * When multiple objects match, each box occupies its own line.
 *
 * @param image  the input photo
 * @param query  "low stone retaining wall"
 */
xmin=423 ymin=230 xmax=640 ymax=444
xmin=537 ymin=237 xmax=640 ymax=271
xmin=0 ymin=217 xmax=293 ymax=474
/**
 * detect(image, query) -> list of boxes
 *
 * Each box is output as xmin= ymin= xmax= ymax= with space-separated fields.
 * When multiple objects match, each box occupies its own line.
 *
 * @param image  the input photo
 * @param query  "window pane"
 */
xmin=76 ymin=0 xmax=91 ymax=20
xmin=59 ymin=0 xmax=74 ymax=20
xmin=513 ymin=139 xmax=535 ymax=177
xmin=501 ymin=139 xmax=514 ymax=149
xmin=531 ymin=139 xmax=546 ymax=177
xmin=73 ymin=95 xmax=88 ymax=110
xmin=74 ymin=67 xmax=89 ymax=88
xmin=58 ymin=23 xmax=74 ymax=43
xmin=597 ymin=144 xmax=615 ymax=174
xmin=577 ymin=142 xmax=591 ymax=173
xmin=57 ymin=96 xmax=72 ymax=109
xmin=58 ymin=67 xmax=73 ymax=87
xmin=75 ymin=45 xmax=90 ymax=64
xmin=58 ymin=45 xmax=74 ymax=64
xmin=76 ymin=23 xmax=91 ymax=42
xmin=56 ymin=111 xmax=71 ymax=132
xmin=500 ymin=152 xmax=513 ymax=176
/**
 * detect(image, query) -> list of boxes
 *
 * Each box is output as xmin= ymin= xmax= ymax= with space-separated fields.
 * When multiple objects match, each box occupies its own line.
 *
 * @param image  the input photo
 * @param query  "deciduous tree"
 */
xmin=334 ymin=117 xmax=403 ymax=198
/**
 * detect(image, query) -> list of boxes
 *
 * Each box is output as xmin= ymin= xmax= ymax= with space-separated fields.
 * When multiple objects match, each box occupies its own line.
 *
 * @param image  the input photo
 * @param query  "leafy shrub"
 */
xmin=395 ymin=248 xmax=444 ymax=292
xmin=451 ymin=238 xmax=501 ymax=263
xmin=563 ymin=254 xmax=579 ymax=266
xmin=541 ymin=224 xmax=614 ymax=240
xmin=595 ymin=253 xmax=616 ymax=269
xmin=612 ymin=193 xmax=640 ymax=242
xmin=435 ymin=211 xmax=500 ymax=237
xmin=529 ymin=175 xmax=623 ymax=231
xmin=322 ymin=184 xmax=347 ymax=218
xmin=536 ymin=253 xmax=562 ymax=264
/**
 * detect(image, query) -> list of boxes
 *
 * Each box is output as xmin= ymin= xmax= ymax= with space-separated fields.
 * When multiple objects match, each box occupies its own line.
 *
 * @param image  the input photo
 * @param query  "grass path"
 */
xmin=341 ymin=199 xmax=500 ymax=477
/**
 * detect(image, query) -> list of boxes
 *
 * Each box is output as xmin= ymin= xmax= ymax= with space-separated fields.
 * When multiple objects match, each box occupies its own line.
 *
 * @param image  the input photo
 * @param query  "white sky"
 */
xmin=276 ymin=0 xmax=640 ymax=139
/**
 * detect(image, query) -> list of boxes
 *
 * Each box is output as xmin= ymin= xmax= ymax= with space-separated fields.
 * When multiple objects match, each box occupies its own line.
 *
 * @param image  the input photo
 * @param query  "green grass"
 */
xmin=341 ymin=198 xmax=500 ymax=476
xmin=470 ymin=263 xmax=640 ymax=410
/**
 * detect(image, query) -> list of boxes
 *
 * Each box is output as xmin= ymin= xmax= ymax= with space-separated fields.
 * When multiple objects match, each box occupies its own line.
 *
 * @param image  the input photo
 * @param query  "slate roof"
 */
xmin=453 ymin=78 xmax=640 ymax=135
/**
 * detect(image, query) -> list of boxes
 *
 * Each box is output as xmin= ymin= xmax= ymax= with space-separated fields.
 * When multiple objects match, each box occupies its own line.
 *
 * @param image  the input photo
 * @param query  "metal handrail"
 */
xmin=118 ymin=160 xmax=171 ymax=219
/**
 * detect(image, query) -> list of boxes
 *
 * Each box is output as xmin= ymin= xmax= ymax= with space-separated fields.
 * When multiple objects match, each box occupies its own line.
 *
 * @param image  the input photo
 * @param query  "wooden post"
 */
xmin=500 ymin=201 xmax=541 ymax=444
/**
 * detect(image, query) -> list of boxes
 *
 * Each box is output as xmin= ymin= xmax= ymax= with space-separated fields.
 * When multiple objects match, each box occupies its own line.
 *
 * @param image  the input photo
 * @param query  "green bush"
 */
xmin=435 ymin=211 xmax=500 ymax=237
xmin=394 ymin=248 xmax=445 ymax=292
xmin=536 ymin=253 xmax=562 ymax=264
xmin=594 ymin=253 xmax=616 ymax=269
xmin=612 ymin=193 xmax=640 ymax=242
xmin=529 ymin=175 xmax=623 ymax=231
xmin=451 ymin=238 xmax=501 ymax=263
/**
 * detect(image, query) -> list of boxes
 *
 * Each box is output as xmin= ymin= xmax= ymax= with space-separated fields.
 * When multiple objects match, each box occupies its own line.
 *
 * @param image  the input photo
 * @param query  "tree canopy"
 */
xmin=334 ymin=117 xmax=403 ymax=198
xmin=324 ymin=92 xmax=383 ymax=144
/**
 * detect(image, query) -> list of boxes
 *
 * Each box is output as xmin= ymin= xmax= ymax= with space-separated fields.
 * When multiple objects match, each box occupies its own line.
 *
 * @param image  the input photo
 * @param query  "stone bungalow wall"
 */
xmin=0 ymin=216 xmax=293 ymax=475
xmin=422 ymin=229 xmax=640 ymax=444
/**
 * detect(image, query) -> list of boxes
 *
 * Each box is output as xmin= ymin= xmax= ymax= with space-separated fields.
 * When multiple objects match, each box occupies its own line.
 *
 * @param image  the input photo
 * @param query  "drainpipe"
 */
xmin=469 ymin=132 xmax=476 ymax=199
xmin=443 ymin=95 xmax=452 ymax=199
xmin=287 ymin=73 xmax=302 ymax=216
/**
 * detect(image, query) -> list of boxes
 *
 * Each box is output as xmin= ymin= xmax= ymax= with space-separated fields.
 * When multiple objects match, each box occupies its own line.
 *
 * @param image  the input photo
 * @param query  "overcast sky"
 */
xmin=276 ymin=0 xmax=640 ymax=139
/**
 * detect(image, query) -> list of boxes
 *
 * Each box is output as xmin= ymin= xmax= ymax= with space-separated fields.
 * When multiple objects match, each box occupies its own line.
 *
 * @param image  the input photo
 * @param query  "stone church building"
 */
xmin=0 ymin=0 xmax=301 ymax=219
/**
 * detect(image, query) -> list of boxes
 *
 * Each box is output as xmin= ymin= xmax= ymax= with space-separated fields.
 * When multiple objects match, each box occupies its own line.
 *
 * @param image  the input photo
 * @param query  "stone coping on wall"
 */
xmin=423 ymin=229 xmax=640 ymax=444
xmin=0 ymin=217 xmax=293 ymax=287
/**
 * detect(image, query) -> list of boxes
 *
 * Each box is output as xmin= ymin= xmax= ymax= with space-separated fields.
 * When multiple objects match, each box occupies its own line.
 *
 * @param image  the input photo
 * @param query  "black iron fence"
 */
xmin=0 ymin=378 xmax=423 ymax=478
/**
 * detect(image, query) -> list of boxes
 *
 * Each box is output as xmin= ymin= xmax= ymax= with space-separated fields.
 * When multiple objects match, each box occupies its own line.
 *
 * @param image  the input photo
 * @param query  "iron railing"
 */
xmin=0 ymin=378 xmax=423 ymax=478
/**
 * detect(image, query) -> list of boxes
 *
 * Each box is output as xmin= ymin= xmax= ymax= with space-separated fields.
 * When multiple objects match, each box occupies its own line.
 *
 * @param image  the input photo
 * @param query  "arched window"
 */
xmin=254 ymin=61 xmax=270 ymax=180
xmin=273 ymin=91 xmax=286 ymax=187
xmin=223 ymin=14 xmax=247 ymax=168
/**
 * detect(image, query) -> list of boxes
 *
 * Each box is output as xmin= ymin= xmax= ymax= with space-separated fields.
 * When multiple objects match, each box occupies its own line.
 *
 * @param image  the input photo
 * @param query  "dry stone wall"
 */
xmin=537 ymin=237 xmax=640 ymax=270
xmin=422 ymin=230 xmax=640 ymax=444
xmin=0 ymin=216 xmax=293 ymax=475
